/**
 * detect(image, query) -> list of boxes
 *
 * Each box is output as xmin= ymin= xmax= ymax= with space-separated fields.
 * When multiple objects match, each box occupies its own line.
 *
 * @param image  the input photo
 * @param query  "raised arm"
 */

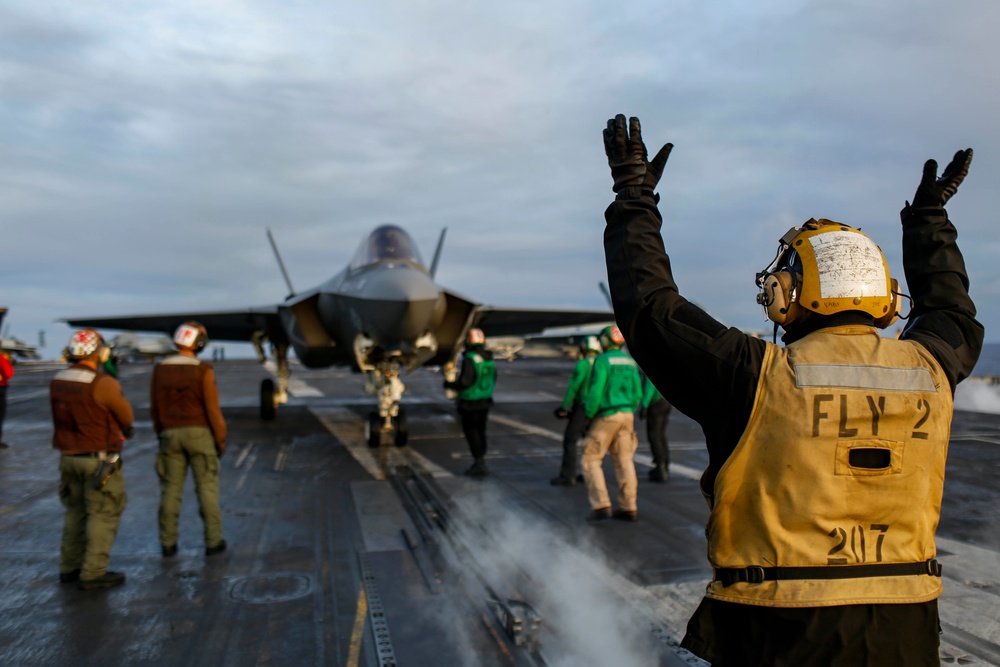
xmin=601 ymin=115 xmax=766 ymax=429
xmin=899 ymin=149 xmax=984 ymax=391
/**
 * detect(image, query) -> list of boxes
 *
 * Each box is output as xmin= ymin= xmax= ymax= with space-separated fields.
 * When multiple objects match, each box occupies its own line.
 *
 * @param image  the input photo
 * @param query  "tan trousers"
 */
xmin=581 ymin=411 xmax=638 ymax=512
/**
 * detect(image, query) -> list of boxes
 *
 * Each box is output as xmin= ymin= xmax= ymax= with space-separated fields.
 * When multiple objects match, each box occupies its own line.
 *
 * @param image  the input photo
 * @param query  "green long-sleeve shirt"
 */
xmin=560 ymin=355 xmax=597 ymax=410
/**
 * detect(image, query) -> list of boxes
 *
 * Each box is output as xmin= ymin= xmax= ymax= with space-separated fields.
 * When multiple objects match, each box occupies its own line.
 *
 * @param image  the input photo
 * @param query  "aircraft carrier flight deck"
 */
xmin=1 ymin=358 xmax=999 ymax=666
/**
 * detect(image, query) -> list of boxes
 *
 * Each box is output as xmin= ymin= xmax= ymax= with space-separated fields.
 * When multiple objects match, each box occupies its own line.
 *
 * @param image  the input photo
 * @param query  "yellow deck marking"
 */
xmin=346 ymin=585 xmax=368 ymax=667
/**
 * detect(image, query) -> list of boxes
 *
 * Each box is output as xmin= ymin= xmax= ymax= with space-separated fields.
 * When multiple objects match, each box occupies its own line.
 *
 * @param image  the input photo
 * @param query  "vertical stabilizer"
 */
xmin=267 ymin=228 xmax=296 ymax=299
xmin=430 ymin=228 xmax=448 ymax=279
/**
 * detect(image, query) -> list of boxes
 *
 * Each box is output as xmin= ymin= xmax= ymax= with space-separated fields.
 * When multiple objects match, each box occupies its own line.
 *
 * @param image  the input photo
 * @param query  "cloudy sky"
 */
xmin=2 ymin=0 xmax=998 ymax=360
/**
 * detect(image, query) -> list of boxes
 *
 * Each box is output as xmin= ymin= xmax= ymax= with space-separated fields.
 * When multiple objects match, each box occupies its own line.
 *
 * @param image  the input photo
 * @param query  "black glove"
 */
xmin=603 ymin=114 xmax=673 ymax=194
xmin=122 ymin=426 xmax=136 ymax=439
xmin=909 ymin=149 xmax=973 ymax=209
xmin=554 ymin=407 xmax=569 ymax=419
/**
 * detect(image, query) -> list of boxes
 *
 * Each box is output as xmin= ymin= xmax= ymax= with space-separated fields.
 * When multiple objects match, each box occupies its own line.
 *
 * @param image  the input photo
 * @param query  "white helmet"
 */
xmin=580 ymin=335 xmax=602 ymax=355
xmin=174 ymin=321 xmax=209 ymax=353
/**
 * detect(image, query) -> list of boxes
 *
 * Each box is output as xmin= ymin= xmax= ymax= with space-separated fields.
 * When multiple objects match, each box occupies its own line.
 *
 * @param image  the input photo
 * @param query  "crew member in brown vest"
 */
xmin=51 ymin=329 xmax=135 ymax=590
xmin=152 ymin=322 xmax=228 ymax=557
xmin=602 ymin=115 xmax=983 ymax=665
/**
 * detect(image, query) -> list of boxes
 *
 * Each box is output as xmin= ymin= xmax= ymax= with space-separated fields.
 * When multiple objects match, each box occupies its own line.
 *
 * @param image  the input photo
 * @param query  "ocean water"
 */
xmin=972 ymin=342 xmax=1000 ymax=377
xmin=955 ymin=342 xmax=1000 ymax=414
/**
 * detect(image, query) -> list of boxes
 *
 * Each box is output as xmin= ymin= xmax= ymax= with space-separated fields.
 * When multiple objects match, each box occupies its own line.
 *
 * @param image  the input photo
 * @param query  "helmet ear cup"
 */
xmin=98 ymin=345 xmax=111 ymax=364
xmin=873 ymin=278 xmax=901 ymax=329
xmin=763 ymin=271 xmax=805 ymax=326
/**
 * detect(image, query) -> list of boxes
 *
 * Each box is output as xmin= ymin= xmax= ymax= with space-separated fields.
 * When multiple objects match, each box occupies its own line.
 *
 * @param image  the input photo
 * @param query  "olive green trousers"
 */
xmin=59 ymin=455 xmax=126 ymax=580
xmin=156 ymin=427 xmax=223 ymax=549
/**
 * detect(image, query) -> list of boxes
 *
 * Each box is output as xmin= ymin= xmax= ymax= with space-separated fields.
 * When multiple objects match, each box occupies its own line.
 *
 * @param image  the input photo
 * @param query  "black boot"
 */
xmin=464 ymin=458 xmax=489 ymax=478
xmin=648 ymin=465 xmax=669 ymax=482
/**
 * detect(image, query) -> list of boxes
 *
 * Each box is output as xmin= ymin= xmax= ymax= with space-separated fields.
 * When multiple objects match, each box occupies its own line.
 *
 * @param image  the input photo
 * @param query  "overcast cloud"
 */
xmin=2 ymin=0 xmax=998 ymax=358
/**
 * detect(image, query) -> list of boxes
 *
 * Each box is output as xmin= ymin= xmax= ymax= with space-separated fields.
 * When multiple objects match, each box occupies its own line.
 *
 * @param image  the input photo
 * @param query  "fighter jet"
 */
xmin=108 ymin=332 xmax=176 ymax=361
xmin=65 ymin=224 xmax=612 ymax=446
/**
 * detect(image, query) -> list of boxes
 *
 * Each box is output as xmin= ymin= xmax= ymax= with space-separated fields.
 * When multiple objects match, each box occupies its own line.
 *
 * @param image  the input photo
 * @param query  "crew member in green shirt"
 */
xmin=444 ymin=328 xmax=496 ymax=477
xmin=580 ymin=325 xmax=642 ymax=522
xmin=551 ymin=335 xmax=603 ymax=486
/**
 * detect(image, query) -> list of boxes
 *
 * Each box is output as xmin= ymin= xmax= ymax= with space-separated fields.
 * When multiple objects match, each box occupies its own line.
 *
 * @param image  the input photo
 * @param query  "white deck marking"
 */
xmin=234 ymin=442 xmax=255 ymax=469
xmin=264 ymin=360 xmax=325 ymax=397
xmin=490 ymin=413 xmax=703 ymax=481
xmin=235 ymin=453 xmax=257 ymax=491
xmin=274 ymin=444 xmax=289 ymax=472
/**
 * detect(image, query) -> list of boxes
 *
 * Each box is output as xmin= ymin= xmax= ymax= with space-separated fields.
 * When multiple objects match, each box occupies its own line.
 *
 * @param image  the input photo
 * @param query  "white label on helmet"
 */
xmin=174 ymin=325 xmax=200 ymax=347
xmin=808 ymin=232 xmax=888 ymax=298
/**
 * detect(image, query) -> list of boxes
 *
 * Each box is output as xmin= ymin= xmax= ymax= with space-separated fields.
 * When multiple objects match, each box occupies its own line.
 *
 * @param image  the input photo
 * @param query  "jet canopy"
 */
xmin=350 ymin=224 xmax=425 ymax=270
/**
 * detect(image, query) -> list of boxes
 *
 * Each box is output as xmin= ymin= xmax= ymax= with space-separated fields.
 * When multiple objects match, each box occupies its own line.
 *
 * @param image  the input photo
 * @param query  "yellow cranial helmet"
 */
xmin=755 ymin=219 xmax=899 ymax=329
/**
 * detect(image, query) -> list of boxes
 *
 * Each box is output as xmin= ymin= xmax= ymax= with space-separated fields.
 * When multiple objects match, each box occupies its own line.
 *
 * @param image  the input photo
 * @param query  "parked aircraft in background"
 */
xmin=108 ymin=332 xmax=176 ymax=361
xmin=486 ymin=324 xmax=611 ymax=362
xmin=66 ymin=225 xmax=612 ymax=447
xmin=0 ymin=308 xmax=42 ymax=361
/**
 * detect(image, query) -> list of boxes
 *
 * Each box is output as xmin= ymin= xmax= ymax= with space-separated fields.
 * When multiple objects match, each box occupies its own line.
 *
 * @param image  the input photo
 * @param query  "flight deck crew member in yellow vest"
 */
xmin=152 ymin=322 xmax=228 ymax=557
xmin=602 ymin=114 xmax=983 ymax=666
xmin=51 ymin=329 xmax=135 ymax=590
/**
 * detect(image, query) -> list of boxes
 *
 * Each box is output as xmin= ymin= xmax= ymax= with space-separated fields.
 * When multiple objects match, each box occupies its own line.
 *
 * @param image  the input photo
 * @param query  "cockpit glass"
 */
xmin=349 ymin=225 xmax=424 ymax=269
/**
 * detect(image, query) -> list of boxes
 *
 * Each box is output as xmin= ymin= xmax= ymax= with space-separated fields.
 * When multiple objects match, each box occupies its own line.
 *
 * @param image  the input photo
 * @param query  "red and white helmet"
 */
xmin=599 ymin=325 xmax=625 ymax=349
xmin=174 ymin=321 xmax=209 ymax=352
xmin=466 ymin=328 xmax=486 ymax=346
xmin=66 ymin=329 xmax=105 ymax=360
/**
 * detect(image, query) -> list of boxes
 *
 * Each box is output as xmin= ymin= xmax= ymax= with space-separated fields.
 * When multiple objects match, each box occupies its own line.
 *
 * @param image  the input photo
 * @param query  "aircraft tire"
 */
xmin=366 ymin=412 xmax=381 ymax=448
xmin=260 ymin=379 xmax=276 ymax=421
xmin=393 ymin=409 xmax=408 ymax=448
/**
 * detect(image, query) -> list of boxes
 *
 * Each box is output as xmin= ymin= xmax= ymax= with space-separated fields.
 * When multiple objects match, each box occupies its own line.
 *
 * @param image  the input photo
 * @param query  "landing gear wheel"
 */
xmin=393 ymin=408 xmax=408 ymax=448
xmin=260 ymin=379 xmax=276 ymax=421
xmin=366 ymin=412 xmax=381 ymax=448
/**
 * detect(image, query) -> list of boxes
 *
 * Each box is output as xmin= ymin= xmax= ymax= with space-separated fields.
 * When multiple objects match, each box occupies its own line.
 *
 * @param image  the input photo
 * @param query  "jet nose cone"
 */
xmin=361 ymin=266 xmax=444 ymax=341
xmin=367 ymin=264 xmax=439 ymax=302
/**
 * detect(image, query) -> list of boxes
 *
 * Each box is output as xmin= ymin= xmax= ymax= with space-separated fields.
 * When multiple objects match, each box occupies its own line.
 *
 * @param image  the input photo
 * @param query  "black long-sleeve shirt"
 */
xmin=603 ymin=190 xmax=983 ymax=664
xmin=604 ymin=193 xmax=983 ymax=498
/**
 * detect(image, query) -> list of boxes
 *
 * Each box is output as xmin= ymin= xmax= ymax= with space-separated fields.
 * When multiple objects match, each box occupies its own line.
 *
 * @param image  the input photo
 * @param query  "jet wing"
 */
xmin=472 ymin=307 xmax=613 ymax=337
xmin=63 ymin=307 xmax=282 ymax=342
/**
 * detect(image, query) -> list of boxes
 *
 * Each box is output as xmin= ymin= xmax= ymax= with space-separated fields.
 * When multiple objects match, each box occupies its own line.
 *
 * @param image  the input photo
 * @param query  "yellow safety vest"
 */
xmin=707 ymin=326 xmax=951 ymax=607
